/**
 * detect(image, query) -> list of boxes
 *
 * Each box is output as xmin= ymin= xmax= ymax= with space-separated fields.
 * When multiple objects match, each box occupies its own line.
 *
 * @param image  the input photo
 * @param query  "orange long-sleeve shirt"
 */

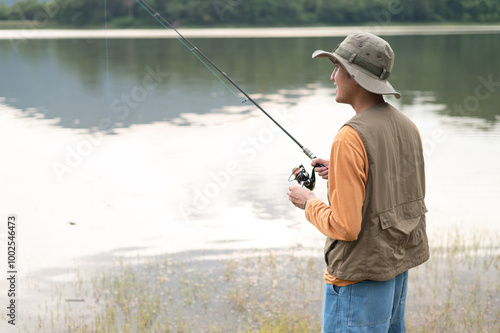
xmin=305 ymin=125 xmax=368 ymax=287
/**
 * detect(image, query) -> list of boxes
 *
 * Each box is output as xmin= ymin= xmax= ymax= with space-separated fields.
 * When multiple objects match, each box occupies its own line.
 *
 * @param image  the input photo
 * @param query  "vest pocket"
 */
xmin=377 ymin=200 xmax=427 ymax=267
xmin=379 ymin=199 xmax=427 ymax=232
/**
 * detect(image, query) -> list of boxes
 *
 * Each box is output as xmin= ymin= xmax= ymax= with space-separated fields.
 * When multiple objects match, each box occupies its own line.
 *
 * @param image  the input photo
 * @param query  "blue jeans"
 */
xmin=321 ymin=271 xmax=408 ymax=333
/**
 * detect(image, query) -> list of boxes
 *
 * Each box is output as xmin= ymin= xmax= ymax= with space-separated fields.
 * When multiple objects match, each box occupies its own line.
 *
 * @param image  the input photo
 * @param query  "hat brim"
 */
xmin=312 ymin=50 xmax=401 ymax=99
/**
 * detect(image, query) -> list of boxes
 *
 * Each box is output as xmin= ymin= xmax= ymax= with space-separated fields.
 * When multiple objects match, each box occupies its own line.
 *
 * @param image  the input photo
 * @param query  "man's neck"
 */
xmin=352 ymin=94 xmax=386 ymax=115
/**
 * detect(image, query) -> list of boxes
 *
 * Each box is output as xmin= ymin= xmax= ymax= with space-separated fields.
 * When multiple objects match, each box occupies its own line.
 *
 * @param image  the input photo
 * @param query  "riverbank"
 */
xmin=32 ymin=230 xmax=500 ymax=332
xmin=1 ymin=24 xmax=500 ymax=39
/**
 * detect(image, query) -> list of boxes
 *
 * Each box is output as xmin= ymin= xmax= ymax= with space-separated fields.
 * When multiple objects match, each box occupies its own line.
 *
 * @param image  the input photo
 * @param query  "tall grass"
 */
xmin=30 ymin=230 xmax=498 ymax=332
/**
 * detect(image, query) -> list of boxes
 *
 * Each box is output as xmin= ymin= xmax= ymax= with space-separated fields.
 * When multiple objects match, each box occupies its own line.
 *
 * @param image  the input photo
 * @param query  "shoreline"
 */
xmin=1 ymin=24 xmax=500 ymax=39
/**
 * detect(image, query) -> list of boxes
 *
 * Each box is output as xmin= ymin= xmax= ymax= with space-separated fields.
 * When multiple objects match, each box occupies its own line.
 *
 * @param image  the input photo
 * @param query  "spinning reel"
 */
xmin=289 ymin=164 xmax=316 ymax=191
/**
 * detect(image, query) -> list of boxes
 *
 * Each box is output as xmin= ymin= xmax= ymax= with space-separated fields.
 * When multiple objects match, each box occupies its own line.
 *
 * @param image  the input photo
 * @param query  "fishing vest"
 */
xmin=325 ymin=103 xmax=429 ymax=281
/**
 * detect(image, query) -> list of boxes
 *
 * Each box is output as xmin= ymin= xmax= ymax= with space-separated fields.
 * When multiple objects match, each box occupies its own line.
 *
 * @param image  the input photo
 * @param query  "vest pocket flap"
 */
xmin=379 ymin=200 xmax=427 ymax=232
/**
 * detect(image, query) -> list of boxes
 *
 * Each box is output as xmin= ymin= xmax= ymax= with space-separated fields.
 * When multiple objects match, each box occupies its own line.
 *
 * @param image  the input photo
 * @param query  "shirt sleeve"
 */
xmin=304 ymin=126 xmax=368 ymax=241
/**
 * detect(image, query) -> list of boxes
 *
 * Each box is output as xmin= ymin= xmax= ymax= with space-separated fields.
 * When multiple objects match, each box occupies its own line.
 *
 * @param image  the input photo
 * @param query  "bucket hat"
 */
xmin=312 ymin=32 xmax=401 ymax=99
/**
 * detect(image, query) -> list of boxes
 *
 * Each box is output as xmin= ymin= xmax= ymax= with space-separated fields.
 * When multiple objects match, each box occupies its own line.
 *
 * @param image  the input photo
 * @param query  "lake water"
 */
xmin=0 ymin=32 xmax=499 ymax=329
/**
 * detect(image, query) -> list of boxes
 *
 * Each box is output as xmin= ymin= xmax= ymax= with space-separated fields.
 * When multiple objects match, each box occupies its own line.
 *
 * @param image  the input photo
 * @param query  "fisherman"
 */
xmin=287 ymin=32 xmax=429 ymax=332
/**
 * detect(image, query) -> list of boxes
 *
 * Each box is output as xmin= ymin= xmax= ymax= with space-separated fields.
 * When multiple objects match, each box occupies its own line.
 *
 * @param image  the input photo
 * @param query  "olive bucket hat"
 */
xmin=312 ymin=32 xmax=401 ymax=99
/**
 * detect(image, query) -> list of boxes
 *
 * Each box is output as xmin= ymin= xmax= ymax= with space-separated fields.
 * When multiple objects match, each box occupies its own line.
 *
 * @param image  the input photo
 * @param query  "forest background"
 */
xmin=0 ymin=0 xmax=499 ymax=28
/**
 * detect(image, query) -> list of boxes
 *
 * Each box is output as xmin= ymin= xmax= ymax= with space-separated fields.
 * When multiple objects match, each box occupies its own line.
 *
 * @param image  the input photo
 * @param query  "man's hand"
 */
xmin=287 ymin=186 xmax=316 ymax=210
xmin=312 ymin=158 xmax=329 ymax=180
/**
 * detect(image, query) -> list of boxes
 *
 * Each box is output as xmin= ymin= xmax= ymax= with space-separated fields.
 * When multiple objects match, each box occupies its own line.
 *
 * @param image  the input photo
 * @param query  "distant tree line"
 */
xmin=0 ymin=0 xmax=499 ymax=27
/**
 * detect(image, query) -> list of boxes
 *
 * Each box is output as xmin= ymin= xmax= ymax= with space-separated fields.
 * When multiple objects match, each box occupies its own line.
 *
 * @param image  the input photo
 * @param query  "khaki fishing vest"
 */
xmin=325 ymin=103 xmax=429 ymax=281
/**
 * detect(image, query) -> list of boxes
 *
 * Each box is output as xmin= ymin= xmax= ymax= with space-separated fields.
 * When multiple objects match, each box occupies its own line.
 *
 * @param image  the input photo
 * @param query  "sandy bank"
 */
xmin=1 ymin=24 xmax=500 ymax=39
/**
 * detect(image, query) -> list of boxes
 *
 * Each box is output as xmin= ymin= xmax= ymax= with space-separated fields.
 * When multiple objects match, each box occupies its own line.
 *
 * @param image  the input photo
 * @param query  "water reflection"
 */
xmin=1 ymin=34 xmax=499 ymax=131
xmin=387 ymin=34 xmax=500 ymax=123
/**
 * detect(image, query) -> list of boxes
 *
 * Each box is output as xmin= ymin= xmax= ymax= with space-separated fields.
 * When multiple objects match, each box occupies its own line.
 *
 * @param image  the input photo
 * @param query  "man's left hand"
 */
xmin=287 ymin=186 xmax=316 ymax=210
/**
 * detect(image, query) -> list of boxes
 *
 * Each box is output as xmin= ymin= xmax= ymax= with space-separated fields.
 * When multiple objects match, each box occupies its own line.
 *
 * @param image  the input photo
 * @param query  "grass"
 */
xmin=0 ymin=20 xmax=61 ymax=29
xmin=26 ymin=230 xmax=499 ymax=332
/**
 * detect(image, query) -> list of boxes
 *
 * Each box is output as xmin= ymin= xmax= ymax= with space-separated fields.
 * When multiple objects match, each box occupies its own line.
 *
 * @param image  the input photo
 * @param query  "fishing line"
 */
xmin=135 ymin=0 xmax=325 ymax=188
xmin=135 ymin=0 xmax=244 ymax=103
xmin=104 ymin=0 xmax=111 ymax=131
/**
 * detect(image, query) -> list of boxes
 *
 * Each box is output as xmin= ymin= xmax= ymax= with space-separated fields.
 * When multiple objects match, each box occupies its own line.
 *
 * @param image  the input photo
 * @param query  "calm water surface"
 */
xmin=0 ymin=34 xmax=499 ymax=284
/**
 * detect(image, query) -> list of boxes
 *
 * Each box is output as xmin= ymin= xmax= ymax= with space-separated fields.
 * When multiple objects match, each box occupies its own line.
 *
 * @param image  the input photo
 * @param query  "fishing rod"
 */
xmin=136 ymin=0 xmax=324 ymax=190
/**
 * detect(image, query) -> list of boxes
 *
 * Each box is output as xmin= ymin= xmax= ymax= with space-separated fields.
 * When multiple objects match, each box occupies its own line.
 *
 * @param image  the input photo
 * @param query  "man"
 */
xmin=287 ymin=32 xmax=429 ymax=332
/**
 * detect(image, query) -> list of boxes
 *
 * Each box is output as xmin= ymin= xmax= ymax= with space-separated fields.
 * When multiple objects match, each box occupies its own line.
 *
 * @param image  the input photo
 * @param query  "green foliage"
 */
xmin=110 ymin=15 xmax=135 ymax=28
xmin=0 ymin=4 xmax=11 ymax=20
xmin=8 ymin=0 xmax=46 ymax=20
xmin=0 ymin=0 xmax=499 ymax=27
